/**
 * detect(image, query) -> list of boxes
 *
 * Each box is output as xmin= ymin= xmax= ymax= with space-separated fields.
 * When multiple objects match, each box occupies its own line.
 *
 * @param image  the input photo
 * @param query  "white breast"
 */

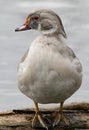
xmin=18 ymin=35 xmax=82 ymax=104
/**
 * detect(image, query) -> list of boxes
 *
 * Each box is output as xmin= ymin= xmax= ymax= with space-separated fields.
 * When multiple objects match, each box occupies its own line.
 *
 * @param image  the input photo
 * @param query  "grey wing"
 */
xmin=17 ymin=49 xmax=29 ymax=70
xmin=59 ymin=45 xmax=82 ymax=73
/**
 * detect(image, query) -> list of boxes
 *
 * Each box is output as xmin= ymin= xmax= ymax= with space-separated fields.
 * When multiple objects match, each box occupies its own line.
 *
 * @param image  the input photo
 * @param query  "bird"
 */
xmin=15 ymin=9 xmax=82 ymax=129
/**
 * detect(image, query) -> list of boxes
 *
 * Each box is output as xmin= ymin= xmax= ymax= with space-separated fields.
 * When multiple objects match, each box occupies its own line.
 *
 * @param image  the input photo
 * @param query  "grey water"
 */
xmin=0 ymin=0 xmax=89 ymax=111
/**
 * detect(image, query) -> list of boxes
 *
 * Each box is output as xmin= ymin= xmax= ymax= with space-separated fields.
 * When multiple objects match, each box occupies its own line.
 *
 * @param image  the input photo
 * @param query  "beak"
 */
xmin=15 ymin=18 xmax=31 ymax=32
xmin=15 ymin=24 xmax=31 ymax=32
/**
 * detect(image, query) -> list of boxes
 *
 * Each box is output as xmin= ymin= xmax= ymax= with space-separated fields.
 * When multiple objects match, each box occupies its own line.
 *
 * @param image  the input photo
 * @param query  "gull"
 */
xmin=15 ymin=9 xmax=82 ymax=129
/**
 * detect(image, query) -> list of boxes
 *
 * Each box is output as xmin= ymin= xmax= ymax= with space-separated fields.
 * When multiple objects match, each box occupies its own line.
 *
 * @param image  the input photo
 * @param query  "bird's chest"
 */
xmin=18 ymin=42 xmax=62 ymax=86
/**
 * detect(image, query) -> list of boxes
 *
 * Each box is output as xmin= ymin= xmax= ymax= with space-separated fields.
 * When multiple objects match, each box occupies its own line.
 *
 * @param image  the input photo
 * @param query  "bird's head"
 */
xmin=15 ymin=9 xmax=67 ymax=38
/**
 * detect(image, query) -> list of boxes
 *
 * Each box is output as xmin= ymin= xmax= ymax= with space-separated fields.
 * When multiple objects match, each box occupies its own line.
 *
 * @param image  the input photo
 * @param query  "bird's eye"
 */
xmin=33 ymin=16 xmax=39 ymax=20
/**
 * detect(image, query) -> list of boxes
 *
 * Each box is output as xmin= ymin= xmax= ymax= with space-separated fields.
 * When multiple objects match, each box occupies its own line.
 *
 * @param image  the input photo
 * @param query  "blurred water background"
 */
xmin=0 ymin=0 xmax=89 ymax=111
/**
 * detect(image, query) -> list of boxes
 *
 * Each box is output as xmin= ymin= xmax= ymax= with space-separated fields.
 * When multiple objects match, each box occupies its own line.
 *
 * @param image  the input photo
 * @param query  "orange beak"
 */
xmin=15 ymin=18 xmax=31 ymax=32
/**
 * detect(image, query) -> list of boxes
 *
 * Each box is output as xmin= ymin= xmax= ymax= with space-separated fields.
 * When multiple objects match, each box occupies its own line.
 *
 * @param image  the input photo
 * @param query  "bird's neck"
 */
xmin=31 ymin=34 xmax=65 ymax=47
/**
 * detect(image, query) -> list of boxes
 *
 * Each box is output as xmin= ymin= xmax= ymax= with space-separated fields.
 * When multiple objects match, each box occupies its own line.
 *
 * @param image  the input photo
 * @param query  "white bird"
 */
xmin=15 ymin=9 xmax=82 ymax=129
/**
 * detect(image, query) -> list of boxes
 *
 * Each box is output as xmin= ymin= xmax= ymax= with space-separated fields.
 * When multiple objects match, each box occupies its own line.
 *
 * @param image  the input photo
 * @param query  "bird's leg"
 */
xmin=53 ymin=102 xmax=69 ymax=127
xmin=32 ymin=101 xmax=49 ymax=129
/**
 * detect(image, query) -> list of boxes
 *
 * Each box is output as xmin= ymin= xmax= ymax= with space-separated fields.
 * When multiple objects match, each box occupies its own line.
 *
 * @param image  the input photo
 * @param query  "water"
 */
xmin=0 ymin=0 xmax=89 ymax=111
